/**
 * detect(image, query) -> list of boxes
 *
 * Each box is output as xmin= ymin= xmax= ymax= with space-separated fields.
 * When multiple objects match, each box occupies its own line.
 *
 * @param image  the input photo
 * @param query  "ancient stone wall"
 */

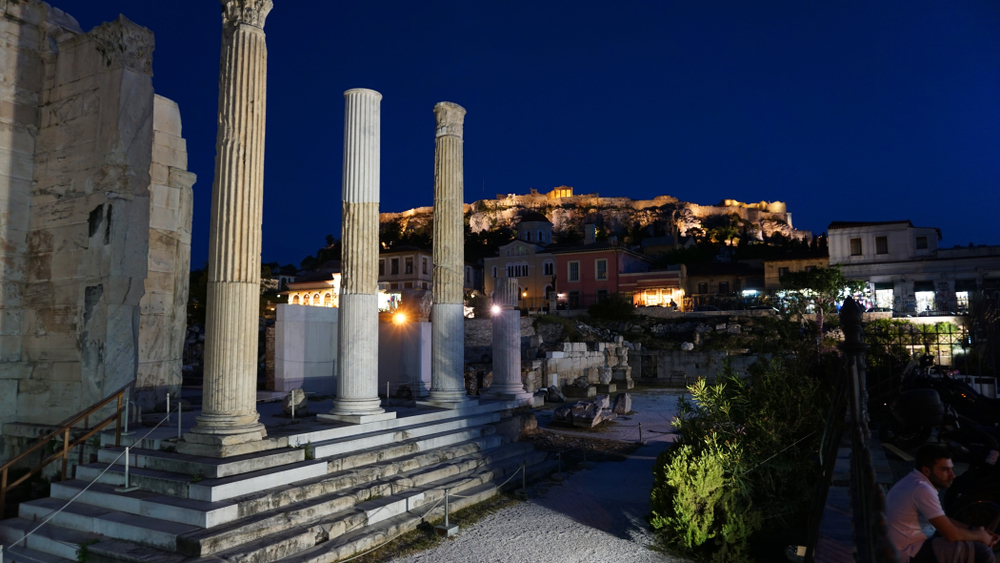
xmin=136 ymin=96 xmax=194 ymax=410
xmin=0 ymin=3 xmax=193 ymax=443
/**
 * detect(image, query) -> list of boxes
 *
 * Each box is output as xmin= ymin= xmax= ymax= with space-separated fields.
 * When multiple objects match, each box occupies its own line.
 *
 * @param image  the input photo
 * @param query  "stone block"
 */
xmin=139 ymin=315 xmax=178 ymax=363
xmin=151 ymin=141 xmax=187 ymax=169
xmin=0 ymin=146 xmax=36 ymax=180
xmin=153 ymin=130 xmax=187 ymax=153
xmin=0 ymin=379 xmax=17 ymax=421
xmin=0 ymin=308 xmax=24 ymax=336
xmin=139 ymin=291 xmax=171 ymax=316
xmin=563 ymin=385 xmax=596 ymax=398
xmin=545 ymin=351 xmax=564 ymax=359
xmin=147 ymin=246 xmax=175 ymax=274
xmin=22 ymin=333 xmax=79 ymax=362
xmin=153 ymin=95 xmax=182 ymax=137
xmin=595 ymin=383 xmax=617 ymax=394
xmin=149 ymin=204 xmax=178 ymax=233
xmin=150 ymin=163 xmax=169 ymax=185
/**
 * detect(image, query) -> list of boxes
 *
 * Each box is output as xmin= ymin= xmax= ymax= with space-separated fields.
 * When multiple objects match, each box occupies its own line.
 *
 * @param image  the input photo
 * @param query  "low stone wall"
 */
xmin=636 ymin=349 xmax=765 ymax=386
xmin=465 ymin=318 xmax=535 ymax=349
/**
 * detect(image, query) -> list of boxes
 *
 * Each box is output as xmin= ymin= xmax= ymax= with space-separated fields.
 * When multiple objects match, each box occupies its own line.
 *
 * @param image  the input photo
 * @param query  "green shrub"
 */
xmin=650 ymin=355 xmax=835 ymax=561
xmin=587 ymin=292 xmax=635 ymax=321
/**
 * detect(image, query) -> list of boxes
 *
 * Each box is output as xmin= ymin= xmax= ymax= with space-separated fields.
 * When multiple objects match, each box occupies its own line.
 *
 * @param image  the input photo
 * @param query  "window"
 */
xmin=698 ymin=282 xmax=708 ymax=294
xmin=507 ymin=264 xmax=527 ymax=277
xmin=805 ymin=266 xmax=815 ymax=272
xmin=378 ymin=259 xmax=385 ymax=276
xmin=569 ymin=291 xmax=581 ymax=309
xmin=465 ymin=267 xmax=470 ymax=283
xmin=323 ymin=293 xmax=332 ymax=307
xmin=404 ymin=282 xmax=413 ymax=289
xmin=492 ymin=266 xmax=497 ymax=278
xmin=778 ymin=267 xmax=789 ymax=278
xmin=390 ymin=283 xmax=398 ymax=290
xmin=850 ymin=238 xmax=862 ymax=256
xmin=526 ymin=232 xmax=532 ymax=242
xmin=543 ymin=261 xmax=554 ymax=276
xmin=876 ymin=236 xmax=888 ymax=255
xmin=595 ymin=259 xmax=608 ymax=280
xmin=516 ymin=246 xmax=527 ymax=256
xmin=597 ymin=289 xmax=609 ymax=302
xmin=422 ymin=257 xmax=428 ymax=275
xmin=568 ymin=261 xmax=580 ymax=282
xmin=916 ymin=236 xmax=928 ymax=250
xmin=405 ymin=257 xmax=413 ymax=274
xmin=718 ymin=282 xmax=730 ymax=294
xmin=538 ymin=230 xmax=544 ymax=243
xmin=292 ymin=295 xmax=300 ymax=305
xmin=391 ymin=258 xmax=399 ymax=275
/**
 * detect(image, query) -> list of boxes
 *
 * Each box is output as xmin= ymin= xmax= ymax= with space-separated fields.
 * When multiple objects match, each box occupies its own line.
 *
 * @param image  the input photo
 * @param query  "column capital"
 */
xmin=222 ymin=0 xmax=273 ymax=30
xmin=434 ymin=102 xmax=466 ymax=139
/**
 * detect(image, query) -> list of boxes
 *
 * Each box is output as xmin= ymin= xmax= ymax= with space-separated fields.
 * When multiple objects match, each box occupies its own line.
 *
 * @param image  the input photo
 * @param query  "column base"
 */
xmin=317 ymin=411 xmax=397 ymax=425
xmin=416 ymin=397 xmax=478 ymax=410
xmin=483 ymin=391 xmax=535 ymax=406
xmin=178 ymin=422 xmax=267 ymax=458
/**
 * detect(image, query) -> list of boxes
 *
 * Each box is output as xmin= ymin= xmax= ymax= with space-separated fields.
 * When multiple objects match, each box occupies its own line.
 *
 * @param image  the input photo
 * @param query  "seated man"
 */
xmin=885 ymin=444 xmax=998 ymax=562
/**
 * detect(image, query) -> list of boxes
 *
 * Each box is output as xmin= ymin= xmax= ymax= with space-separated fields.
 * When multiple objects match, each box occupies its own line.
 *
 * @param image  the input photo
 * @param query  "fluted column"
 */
xmin=182 ymin=0 xmax=271 ymax=456
xmin=428 ymin=102 xmax=470 ymax=404
xmin=319 ymin=89 xmax=395 ymax=424
xmin=488 ymin=278 xmax=528 ymax=397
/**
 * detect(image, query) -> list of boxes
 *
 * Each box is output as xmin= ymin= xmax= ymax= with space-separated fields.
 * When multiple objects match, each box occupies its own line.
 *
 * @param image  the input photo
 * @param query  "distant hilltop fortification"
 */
xmin=380 ymin=186 xmax=810 ymax=242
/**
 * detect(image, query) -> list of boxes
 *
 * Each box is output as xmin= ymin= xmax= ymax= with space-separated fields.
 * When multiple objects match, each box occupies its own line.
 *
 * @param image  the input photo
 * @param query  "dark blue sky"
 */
xmin=58 ymin=1 xmax=1000 ymax=267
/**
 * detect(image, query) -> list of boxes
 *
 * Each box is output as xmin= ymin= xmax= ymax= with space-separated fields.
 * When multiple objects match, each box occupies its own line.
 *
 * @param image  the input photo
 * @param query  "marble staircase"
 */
xmin=0 ymin=401 xmax=553 ymax=563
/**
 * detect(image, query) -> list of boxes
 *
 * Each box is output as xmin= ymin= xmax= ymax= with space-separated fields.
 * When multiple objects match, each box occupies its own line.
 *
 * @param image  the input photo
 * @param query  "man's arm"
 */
xmin=928 ymin=516 xmax=995 ymax=545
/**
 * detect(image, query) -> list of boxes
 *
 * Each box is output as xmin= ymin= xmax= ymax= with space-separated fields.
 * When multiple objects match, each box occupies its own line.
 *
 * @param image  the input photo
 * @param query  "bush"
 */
xmin=587 ymin=292 xmax=635 ymax=321
xmin=650 ymin=355 xmax=836 ymax=561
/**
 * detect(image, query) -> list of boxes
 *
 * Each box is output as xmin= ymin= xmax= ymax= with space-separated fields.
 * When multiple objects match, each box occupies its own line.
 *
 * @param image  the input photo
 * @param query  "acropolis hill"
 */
xmin=380 ymin=186 xmax=811 ymax=241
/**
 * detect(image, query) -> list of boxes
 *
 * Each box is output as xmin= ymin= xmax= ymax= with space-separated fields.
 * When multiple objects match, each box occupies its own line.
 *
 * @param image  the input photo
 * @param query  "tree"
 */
xmin=779 ymin=267 xmax=865 ymax=334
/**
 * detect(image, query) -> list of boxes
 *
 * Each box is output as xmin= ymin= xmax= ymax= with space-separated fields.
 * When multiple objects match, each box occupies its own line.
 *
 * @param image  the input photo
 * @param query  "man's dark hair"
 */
xmin=915 ymin=444 xmax=952 ymax=471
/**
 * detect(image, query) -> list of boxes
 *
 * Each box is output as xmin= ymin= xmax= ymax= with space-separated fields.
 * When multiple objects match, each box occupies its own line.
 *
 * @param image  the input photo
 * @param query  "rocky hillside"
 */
xmin=380 ymin=188 xmax=810 ymax=242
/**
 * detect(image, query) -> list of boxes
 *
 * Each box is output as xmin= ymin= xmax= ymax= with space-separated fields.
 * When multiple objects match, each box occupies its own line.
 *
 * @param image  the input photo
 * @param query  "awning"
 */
xmin=954 ymin=279 xmax=978 ymax=292
xmin=913 ymin=281 xmax=935 ymax=292
xmin=874 ymin=282 xmax=894 ymax=290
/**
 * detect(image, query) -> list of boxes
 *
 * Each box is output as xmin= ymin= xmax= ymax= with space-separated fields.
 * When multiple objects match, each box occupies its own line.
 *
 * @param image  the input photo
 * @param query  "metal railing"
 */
xmin=805 ymin=297 xmax=898 ymax=563
xmin=0 ymin=382 xmax=131 ymax=510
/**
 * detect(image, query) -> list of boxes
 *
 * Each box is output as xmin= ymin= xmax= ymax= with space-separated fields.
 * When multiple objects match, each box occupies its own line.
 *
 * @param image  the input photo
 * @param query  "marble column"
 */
xmin=181 ymin=0 xmax=271 ymax=457
xmin=428 ymin=102 xmax=470 ymax=405
xmin=488 ymin=278 xmax=531 ymax=400
xmin=320 ymin=89 xmax=395 ymax=424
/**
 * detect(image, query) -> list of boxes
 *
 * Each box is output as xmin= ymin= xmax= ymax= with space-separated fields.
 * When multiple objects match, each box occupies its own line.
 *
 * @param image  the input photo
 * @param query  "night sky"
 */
xmin=55 ymin=0 xmax=1000 ymax=268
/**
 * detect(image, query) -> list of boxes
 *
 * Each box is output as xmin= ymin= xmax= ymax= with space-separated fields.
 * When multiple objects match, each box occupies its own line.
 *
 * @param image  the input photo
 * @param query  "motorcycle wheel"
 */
xmin=878 ymin=418 xmax=932 ymax=450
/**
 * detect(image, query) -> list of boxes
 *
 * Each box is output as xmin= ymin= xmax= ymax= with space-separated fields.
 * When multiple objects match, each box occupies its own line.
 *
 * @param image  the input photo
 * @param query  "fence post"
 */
xmin=839 ymin=296 xmax=870 ymax=433
xmin=62 ymin=427 xmax=70 ymax=481
xmin=115 ymin=391 xmax=123 ymax=447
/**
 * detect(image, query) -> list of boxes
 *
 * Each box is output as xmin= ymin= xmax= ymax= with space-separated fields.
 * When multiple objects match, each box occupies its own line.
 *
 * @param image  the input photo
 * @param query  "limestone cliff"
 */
xmin=380 ymin=187 xmax=810 ymax=242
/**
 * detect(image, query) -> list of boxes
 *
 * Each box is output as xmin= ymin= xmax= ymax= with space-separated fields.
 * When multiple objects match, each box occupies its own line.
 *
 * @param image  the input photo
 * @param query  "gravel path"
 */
xmin=390 ymin=390 xmax=691 ymax=563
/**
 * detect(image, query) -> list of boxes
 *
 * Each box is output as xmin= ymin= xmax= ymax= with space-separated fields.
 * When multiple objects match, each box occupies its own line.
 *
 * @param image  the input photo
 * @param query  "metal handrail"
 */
xmin=0 ymin=381 xmax=132 ymax=510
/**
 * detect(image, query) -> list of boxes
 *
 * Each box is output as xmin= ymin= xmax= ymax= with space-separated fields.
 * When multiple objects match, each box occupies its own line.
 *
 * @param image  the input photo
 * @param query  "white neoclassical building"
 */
xmin=829 ymin=220 xmax=1000 ymax=315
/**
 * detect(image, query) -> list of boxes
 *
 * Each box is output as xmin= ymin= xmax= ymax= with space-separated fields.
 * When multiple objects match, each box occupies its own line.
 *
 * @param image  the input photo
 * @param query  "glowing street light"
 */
xmin=393 ymin=312 xmax=407 ymax=325
xmin=491 ymin=305 xmax=501 ymax=316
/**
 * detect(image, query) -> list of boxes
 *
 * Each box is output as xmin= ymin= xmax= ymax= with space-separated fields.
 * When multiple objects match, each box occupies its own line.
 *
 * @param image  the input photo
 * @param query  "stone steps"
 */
xmin=278 ymin=459 xmax=560 ymax=563
xmin=97 ymin=445 xmax=306 ymax=479
xmin=176 ymin=443 xmax=538 ymax=557
xmin=17 ymin=497 xmax=198 ymax=551
xmin=0 ymin=545 xmax=75 ymax=563
xmin=0 ymin=517 xmax=102 ymax=561
xmin=75 ymin=458 xmax=331 ymax=503
xmin=49 ymin=434 xmax=501 ymax=530
xmin=1 ymin=402 xmax=550 ymax=563
xmin=205 ymin=447 xmax=549 ymax=563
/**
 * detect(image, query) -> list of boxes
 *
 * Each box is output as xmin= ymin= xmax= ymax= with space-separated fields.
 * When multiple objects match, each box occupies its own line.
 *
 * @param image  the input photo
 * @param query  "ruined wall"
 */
xmin=136 ymin=95 xmax=194 ymax=410
xmin=0 ymin=2 xmax=193 ymax=439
